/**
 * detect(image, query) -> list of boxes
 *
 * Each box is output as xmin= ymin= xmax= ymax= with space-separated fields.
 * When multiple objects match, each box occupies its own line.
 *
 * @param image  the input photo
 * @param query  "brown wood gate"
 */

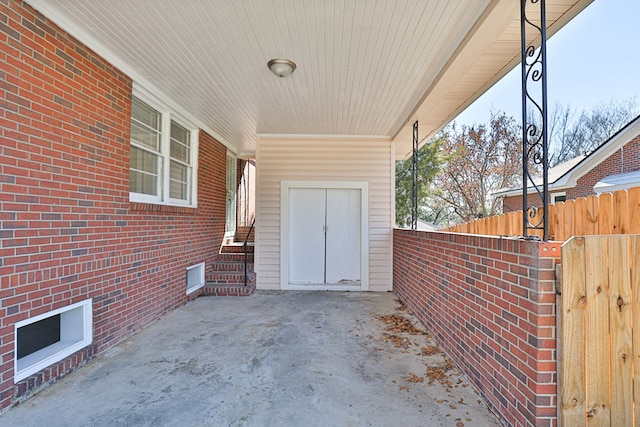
xmin=560 ymin=235 xmax=640 ymax=426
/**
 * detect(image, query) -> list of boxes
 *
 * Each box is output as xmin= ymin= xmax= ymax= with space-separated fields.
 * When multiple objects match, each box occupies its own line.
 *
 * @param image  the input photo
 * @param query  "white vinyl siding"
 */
xmin=256 ymin=137 xmax=393 ymax=291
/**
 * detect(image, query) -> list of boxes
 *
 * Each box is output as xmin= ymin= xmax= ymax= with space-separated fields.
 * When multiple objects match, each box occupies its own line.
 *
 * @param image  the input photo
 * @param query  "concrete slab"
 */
xmin=0 ymin=291 xmax=501 ymax=426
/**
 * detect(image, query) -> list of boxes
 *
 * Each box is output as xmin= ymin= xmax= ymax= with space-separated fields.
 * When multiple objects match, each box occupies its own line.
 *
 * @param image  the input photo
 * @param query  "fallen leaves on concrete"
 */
xmin=426 ymin=357 xmax=456 ymax=387
xmin=377 ymin=314 xmax=427 ymax=336
xmin=395 ymin=299 xmax=409 ymax=312
xmin=407 ymin=373 xmax=424 ymax=383
xmin=381 ymin=333 xmax=411 ymax=349
xmin=419 ymin=345 xmax=441 ymax=356
xmin=364 ymin=304 xmax=498 ymax=427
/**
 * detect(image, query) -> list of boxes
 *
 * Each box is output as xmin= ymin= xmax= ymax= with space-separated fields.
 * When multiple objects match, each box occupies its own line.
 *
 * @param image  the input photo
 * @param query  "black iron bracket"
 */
xmin=411 ymin=121 xmax=419 ymax=230
xmin=520 ymin=0 xmax=549 ymax=240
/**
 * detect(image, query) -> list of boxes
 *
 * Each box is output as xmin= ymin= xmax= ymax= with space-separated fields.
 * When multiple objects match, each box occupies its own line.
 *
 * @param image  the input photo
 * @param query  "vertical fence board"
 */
xmin=515 ymin=212 xmax=522 ymax=238
xmin=613 ymin=190 xmax=629 ymax=234
xmin=560 ymin=235 xmax=640 ymax=427
xmin=489 ymin=215 xmax=498 ymax=236
xmin=444 ymin=187 xmax=640 ymax=239
xmin=586 ymin=194 xmax=599 ymax=236
xmin=631 ymin=236 xmax=640 ymax=427
xmin=574 ymin=198 xmax=587 ymax=237
xmin=563 ymin=200 xmax=575 ymax=242
xmin=609 ymin=235 xmax=633 ymax=426
xmin=548 ymin=203 xmax=558 ymax=240
xmin=555 ymin=202 xmax=566 ymax=241
xmin=599 ymin=193 xmax=614 ymax=235
xmin=561 ymin=237 xmax=587 ymax=426
xmin=584 ymin=237 xmax=610 ymax=425
xmin=628 ymin=187 xmax=640 ymax=234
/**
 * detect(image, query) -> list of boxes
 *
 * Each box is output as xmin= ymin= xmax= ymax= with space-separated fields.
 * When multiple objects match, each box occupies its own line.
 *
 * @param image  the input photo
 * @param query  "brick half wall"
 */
xmin=393 ymin=229 xmax=561 ymax=427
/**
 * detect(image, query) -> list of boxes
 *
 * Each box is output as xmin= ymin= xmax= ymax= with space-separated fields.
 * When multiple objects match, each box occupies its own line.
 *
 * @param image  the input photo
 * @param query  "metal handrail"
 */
xmin=243 ymin=218 xmax=255 ymax=287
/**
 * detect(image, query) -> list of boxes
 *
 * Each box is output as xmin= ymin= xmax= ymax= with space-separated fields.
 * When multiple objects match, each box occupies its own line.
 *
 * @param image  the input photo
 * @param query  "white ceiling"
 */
xmin=26 ymin=0 xmax=591 ymax=158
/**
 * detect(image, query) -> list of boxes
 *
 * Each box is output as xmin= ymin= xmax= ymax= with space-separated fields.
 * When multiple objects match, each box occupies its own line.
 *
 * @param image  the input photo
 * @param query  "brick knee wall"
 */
xmin=393 ymin=229 xmax=561 ymax=427
xmin=0 ymin=0 xmax=227 ymax=410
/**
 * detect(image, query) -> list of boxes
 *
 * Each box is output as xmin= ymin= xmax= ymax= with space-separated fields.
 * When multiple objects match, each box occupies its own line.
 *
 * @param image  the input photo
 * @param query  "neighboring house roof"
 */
xmin=493 ymin=114 xmax=640 ymax=197
xmin=594 ymin=170 xmax=640 ymax=194
xmin=416 ymin=219 xmax=438 ymax=232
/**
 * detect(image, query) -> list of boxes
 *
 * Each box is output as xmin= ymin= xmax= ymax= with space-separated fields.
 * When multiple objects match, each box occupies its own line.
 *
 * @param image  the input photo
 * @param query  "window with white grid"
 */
xmin=130 ymin=95 xmax=197 ymax=206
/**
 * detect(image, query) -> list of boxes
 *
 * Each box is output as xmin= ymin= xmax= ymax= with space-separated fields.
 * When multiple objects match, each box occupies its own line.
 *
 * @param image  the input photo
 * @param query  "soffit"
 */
xmin=26 ymin=0 xmax=591 ymax=158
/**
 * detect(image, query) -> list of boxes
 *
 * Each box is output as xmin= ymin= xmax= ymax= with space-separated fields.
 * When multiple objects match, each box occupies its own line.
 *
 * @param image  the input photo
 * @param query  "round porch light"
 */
xmin=268 ymin=59 xmax=297 ymax=77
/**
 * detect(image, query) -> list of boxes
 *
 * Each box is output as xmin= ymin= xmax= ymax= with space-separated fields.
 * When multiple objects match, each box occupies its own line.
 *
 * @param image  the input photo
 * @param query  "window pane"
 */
xmin=130 ymin=146 xmax=158 ymax=196
xmin=132 ymin=97 xmax=160 ymax=130
xmin=130 ymin=170 xmax=158 ymax=195
xmin=171 ymin=121 xmax=190 ymax=144
xmin=131 ymin=121 xmax=161 ymax=151
xmin=131 ymin=146 xmax=158 ymax=174
xmin=170 ymin=161 xmax=189 ymax=200
xmin=170 ymin=121 xmax=190 ymax=164
xmin=131 ymin=97 xmax=161 ymax=151
xmin=170 ymin=141 xmax=190 ymax=164
xmin=170 ymin=180 xmax=188 ymax=200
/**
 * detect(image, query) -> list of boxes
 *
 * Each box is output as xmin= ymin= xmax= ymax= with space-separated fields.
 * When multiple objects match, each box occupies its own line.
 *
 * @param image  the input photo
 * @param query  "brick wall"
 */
xmin=394 ymin=229 xmax=561 ymax=427
xmin=503 ymin=193 xmax=544 ymax=213
xmin=568 ymin=135 xmax=640 ymax=199
xmin=0 ymin=0 xmax=227 ymax=410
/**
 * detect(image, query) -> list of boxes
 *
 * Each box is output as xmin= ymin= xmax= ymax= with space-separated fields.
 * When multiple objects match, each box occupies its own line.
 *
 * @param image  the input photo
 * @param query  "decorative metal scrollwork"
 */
xmin=520 ymin=0 xmax=549 ymax=240
xmin=411 ymin=121 xmax=419 ymax=231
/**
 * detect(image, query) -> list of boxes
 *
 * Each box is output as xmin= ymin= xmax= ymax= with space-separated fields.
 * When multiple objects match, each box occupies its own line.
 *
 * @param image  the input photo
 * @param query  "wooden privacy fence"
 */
xmin=444 ymin=186 xmax=640 ymax=240
xmin=560 ymin=235 xmax=640 ymax=426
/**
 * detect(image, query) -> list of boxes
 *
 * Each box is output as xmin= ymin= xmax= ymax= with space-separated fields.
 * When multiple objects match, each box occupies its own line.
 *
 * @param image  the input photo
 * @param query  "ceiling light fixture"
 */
xmin=268 ymin=59 xmax=297 ymax=77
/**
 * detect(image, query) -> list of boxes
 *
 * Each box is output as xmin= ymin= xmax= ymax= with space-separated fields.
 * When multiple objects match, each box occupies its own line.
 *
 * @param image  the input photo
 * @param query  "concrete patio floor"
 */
xmin=0 ymin=291 xmax=500 ymax=427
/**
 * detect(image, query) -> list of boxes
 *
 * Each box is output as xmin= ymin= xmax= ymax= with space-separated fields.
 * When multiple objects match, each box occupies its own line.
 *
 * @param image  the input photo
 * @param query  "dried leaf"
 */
xmin=419 ymin=345 xmax=440 ymax=356
xmin=376 ymin=314 xmax=426 ymax=335
xmin=407 ymin=373 xmax=424 ymax=383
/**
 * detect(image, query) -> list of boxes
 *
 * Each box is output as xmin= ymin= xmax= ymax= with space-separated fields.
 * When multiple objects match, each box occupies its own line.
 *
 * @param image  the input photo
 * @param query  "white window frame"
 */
xmin=551 ymin=191 xmax=566 ymax=204
xmin=130 ymin=87 xmax=199 ymax=207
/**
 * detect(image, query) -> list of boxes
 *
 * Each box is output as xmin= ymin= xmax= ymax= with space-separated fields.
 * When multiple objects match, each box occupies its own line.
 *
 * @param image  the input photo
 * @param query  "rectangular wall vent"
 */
xmin=14 ymin=299 xmax=92 ymax=382
xmin=186 ymin=262 xmax=205 ymax=294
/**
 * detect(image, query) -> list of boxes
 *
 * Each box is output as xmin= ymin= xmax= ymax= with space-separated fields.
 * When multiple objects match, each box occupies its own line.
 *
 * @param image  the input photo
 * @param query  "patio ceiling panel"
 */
xmin=26 ymin=0 xmax=591 ymax=158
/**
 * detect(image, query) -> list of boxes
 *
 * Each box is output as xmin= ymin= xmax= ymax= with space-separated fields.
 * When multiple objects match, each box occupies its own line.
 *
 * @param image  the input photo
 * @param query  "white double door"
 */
xmin=288 ymin=188 xmax=361 ymax=285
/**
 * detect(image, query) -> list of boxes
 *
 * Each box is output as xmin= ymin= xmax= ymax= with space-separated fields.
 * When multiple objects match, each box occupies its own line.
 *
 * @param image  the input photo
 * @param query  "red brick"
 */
xmin=0 ymin=0 xmax=228 ymax=409
xmin=394 ymin=230 xmax=560 ymax=426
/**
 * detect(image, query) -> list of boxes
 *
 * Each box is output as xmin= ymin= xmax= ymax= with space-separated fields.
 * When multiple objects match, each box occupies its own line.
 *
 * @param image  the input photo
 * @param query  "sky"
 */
xmin=454 ymin=0 xmax=640 ymax=126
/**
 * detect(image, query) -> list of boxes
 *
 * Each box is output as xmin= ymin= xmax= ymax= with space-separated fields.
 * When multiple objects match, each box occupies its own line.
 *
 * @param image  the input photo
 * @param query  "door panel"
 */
xmin=326 ymin=189 xmax=361 ymax=284
xmin=288 ymin=188 xmax=325 ymax=284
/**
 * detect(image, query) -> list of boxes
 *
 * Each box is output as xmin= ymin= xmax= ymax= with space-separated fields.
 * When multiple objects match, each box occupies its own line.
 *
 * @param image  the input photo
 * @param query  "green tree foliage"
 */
xmin=395 ymin=136 xmax=444 ymax=227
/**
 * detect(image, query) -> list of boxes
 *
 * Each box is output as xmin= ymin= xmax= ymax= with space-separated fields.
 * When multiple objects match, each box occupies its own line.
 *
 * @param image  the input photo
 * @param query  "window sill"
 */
xmin=129 ymin=201 xmax=198 ymax=213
